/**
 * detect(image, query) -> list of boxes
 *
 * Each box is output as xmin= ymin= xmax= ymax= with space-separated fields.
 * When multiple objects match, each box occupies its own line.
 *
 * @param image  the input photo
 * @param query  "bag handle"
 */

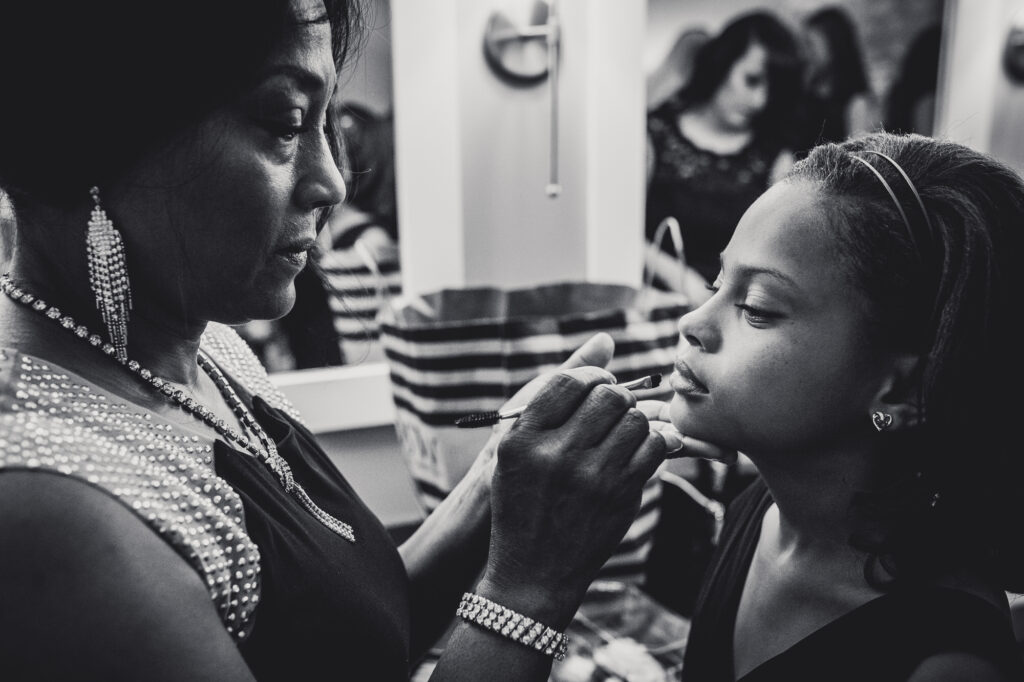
xmin=639 ymin=216 xmax=687 ymax=311
xmin=352 ymin=234 xmax=398 ymax=321
xmin=659 ymin=470 xmax=725 ymax=546
xmin=644 ymin=216 xmax=686 ymax=292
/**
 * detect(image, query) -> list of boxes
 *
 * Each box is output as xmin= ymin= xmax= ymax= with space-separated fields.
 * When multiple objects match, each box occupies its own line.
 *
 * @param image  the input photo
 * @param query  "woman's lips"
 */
xmin=273 ymin=237 xmax=315 ymax=268
xmin=671 ymin=360 xmax=708 ymax=395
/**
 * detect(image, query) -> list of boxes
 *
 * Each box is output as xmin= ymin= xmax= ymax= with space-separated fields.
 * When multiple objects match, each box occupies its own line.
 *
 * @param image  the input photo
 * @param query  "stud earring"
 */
xmin=871 ymin=411 xmax=893 ymax=432
xmin=86 ymin=186 xmax=132 ymax=364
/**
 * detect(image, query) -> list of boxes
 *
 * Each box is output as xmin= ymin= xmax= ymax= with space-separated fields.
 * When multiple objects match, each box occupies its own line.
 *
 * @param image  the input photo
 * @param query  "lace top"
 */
xmin=646 ymin=104 xmax=784 ymax=284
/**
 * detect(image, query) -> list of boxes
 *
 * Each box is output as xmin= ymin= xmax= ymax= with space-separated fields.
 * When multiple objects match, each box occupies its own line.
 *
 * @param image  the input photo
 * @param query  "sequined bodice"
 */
xmin=0 ymin=323 xmax=297 ymax=642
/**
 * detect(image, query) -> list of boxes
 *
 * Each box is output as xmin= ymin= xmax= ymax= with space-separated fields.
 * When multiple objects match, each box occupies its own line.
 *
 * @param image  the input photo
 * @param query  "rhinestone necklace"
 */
xmin=0 ymin=274 xmax=356 ymax=543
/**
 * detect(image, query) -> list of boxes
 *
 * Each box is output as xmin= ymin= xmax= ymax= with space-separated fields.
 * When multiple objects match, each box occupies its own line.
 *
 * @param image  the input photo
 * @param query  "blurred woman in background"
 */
xmin=645 ymin=10 xmax=803 ymax=292
xmin=795 ymin=5 xmax=879 ymax=155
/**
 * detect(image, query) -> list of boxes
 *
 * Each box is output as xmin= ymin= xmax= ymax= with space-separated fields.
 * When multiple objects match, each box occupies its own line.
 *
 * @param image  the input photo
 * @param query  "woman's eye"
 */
xmin=268 ymin=108 xmax=305 ymax=141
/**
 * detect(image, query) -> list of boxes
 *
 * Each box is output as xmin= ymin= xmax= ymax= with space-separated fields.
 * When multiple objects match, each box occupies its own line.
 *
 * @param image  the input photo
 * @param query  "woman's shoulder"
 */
xmin=0 ymin=346 xmax=263 ymax=640
xmin=201 ymin=322 xmax=304 ymax=424
xmin=907 ymin=652 xmax=1020 ymax=682
xmin=0 ymin=471 xmax=255 ymax=679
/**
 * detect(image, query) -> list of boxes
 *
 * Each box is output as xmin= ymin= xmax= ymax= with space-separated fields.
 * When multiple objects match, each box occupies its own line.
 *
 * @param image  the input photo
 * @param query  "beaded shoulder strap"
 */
xmin=0 ymin=348 xmax=262 ymax=641
xmin=201 ymin=323 xmax=306 ymax=426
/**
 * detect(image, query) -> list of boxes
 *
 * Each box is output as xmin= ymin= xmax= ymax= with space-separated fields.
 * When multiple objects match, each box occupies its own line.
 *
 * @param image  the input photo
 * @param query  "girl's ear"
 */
xmin=869 ymin=353 xmax=925 ymax=431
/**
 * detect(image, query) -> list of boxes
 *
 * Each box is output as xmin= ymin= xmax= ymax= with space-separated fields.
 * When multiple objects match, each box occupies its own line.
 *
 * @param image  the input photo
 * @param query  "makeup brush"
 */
xmin=453 ymin=374 xmax=662 ymax=428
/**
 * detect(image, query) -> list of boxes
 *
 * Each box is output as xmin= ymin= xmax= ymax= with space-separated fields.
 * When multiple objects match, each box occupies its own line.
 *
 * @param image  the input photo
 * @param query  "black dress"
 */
xmin=221 ymin=394 xmax=412 ymax=681
xmin=683 ymin=479 xmax=1024 ymax=681
xmin=645 ymin=102 xmax=784 ymax=285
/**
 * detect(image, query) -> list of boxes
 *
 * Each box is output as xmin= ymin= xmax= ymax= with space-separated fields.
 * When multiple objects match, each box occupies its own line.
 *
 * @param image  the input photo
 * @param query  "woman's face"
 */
xmin=113 ymin=0 xmax=345 ymax=327
xmin=804 ymin=26 xmax=834 ymax=96
xmin=669 ymin=181 xmax=892 ymax=457
xmin=709 ymin=42 xmax=770 ymax=131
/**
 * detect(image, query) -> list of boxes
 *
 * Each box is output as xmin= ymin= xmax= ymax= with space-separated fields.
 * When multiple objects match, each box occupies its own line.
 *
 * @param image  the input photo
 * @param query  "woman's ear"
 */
xmin=869 ymin=353 xmax=925 ymax=431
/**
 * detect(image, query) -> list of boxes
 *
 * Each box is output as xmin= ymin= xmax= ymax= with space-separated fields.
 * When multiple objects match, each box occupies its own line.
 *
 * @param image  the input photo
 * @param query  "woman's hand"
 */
xmin=636 ymin=399 xmax=737 ymax=464
xmin=478 ymin=363 xmax=669 ymax=627
xmin=463 ymin=332 xmax=621 ymax=492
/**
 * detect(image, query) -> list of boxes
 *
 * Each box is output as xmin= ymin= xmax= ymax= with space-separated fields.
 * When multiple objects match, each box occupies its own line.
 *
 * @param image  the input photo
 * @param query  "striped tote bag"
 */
xmin=318 ymin=228 xmax=402 ymax=364
xmin=378 ymin=282 xmax=692 ymax=584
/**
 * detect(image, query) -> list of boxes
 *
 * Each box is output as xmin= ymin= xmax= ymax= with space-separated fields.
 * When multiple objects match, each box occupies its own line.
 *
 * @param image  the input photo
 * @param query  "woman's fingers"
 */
xmin=636 ymin=399 xmax=672 ymax=422
xmin=636 ymin=399 xmax=738 ymax=463
xmin=671 ymin=434 xmax=737 ymax=464
xmin=559 ymin=332 xmax=615 ymax=371
xmin=564 ymin=384 xmax=638 ymax=449
xmin=514 ymin=366 xmax=616 ymax=431
xmin=595 ymin=407 xmax=652 ymax=460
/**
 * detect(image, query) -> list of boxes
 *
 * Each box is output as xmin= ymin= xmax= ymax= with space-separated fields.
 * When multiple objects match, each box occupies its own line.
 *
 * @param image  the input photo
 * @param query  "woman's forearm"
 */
xmin=400 ymin=445 xmax=494 ymax=659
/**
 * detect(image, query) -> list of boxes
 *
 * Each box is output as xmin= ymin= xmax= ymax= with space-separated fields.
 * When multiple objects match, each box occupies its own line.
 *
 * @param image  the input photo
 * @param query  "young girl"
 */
xmin=668 ymin=133 xmax=1024 ymax=680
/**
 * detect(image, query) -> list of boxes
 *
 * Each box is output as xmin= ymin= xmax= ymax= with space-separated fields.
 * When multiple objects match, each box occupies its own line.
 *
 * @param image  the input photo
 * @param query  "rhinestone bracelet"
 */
xmin=456 ymin=592 xmax=569 ymax=661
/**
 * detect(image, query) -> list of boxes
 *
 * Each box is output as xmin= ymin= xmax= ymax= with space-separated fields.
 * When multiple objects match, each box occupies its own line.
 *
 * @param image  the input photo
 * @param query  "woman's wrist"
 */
xmin=473 ymin=571 xmax=584 ymax=631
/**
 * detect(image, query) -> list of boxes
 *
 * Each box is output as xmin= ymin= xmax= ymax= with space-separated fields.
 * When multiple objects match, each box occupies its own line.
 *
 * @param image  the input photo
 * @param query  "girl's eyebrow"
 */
xmin=718 ymin=254 xmax=802 ymax=291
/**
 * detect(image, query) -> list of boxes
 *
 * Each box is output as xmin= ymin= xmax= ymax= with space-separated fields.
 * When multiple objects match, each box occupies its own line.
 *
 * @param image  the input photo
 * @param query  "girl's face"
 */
xmin=669 ymin=181 xmax=892 ymax=458
xmin=709 ymin=42 xmax=769 ymax=131
xmin=113 ymin=0 xmax=345 ymax=327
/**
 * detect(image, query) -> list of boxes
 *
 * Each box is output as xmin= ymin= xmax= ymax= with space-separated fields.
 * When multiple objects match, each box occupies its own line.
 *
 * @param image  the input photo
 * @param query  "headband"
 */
xmin=851 ymin=150 xmax=933 ymax=250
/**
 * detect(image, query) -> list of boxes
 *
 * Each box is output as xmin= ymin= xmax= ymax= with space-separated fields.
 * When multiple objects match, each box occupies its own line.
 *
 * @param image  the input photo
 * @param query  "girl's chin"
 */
xmin=668 ymin=396 xmax=700 ymax=436
xmin=669 ymin=397 xmax=734 ymax=451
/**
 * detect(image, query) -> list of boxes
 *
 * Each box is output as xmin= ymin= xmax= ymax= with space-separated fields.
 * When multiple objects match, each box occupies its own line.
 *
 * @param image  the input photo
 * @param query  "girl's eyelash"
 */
xmin=735 ymin=304 xmax=779 ymax=322
xmin=705 ymin=281 xmax=778 ymax=322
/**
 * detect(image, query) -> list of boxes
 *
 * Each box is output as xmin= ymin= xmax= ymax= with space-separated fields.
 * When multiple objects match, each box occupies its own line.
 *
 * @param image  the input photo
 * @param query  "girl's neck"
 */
xmin=751 ymin=444 xmax=877 ymax=555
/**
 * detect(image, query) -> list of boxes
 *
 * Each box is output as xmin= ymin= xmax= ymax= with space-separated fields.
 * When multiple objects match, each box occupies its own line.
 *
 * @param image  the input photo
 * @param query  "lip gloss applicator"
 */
xmin=453 ymin=374 xmax=662 ymax=428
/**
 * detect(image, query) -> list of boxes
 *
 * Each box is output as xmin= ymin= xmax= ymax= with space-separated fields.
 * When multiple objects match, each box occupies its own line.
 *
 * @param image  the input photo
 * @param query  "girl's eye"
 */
xmin=735 ymin=304 xmax=779 ymax=326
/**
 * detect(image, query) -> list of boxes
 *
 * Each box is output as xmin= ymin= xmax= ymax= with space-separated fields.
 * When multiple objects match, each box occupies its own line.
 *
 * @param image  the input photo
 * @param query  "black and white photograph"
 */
xmin=2 ymin=1 xmax=1024 ymax=680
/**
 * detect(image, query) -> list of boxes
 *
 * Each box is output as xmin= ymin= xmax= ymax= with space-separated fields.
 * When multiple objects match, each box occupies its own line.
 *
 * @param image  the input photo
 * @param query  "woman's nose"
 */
xmin=750 ymin=84 xmax=768 ymax=112
xmin=300 ymin=134 xmax=347 ymax=210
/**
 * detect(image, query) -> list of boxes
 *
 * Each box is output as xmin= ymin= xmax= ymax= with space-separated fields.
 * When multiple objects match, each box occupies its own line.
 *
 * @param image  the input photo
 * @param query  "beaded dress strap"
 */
xmin=0 ymin=347 xmax=262 ymax=641
xmin=200 ymin=323 xmax=305 ymax=426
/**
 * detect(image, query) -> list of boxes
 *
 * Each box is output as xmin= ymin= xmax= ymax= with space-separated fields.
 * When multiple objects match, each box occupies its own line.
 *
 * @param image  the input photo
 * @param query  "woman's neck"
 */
xmin=4 ymin=226 xmax=206 ymax=388
xmin=678 ymin=107 xmax=752 ymax=155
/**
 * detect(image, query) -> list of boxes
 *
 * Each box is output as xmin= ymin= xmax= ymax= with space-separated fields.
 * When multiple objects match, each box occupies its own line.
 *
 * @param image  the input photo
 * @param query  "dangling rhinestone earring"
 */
xmin=871 ymin=411 xmax=893 ymax=432
xmin=86 ymin=186 xmax=132 ymax=364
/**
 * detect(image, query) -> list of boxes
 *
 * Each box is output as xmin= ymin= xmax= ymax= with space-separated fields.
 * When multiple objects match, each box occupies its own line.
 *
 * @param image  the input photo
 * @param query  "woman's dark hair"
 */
xmin=804 ymin=6 xmax=870 ymax=105
xmin=787 ymin=133 xmax=1024 ymax=592
xmin=674 ymin=10 xmax=803 ymax=141
xmin=885 ymin=25 xmax=942 ymax=134
xmin=0 ymin=0 xmax=364 ymax=208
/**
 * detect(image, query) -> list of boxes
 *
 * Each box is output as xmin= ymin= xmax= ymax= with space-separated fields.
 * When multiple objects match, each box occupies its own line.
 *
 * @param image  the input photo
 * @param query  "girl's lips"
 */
xmin=671 ymin=361 xmax=709 ymax=395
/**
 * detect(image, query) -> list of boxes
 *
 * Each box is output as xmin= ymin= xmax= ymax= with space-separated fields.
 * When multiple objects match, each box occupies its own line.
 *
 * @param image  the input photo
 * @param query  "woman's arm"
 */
xmin=846 ymin=92 xmax=882 ymax=140
xmin=0 ymin=472 xmax=256 ymax=681
xmin=399 ymin=438 xmax=493 ymax=659
xmin=769 ymin=149 xmax=795 ymax=185
xmin=426 ymin=363 xmax=668 ymax=681
xmin=399 ymin=333 xmax=619 ymax=659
